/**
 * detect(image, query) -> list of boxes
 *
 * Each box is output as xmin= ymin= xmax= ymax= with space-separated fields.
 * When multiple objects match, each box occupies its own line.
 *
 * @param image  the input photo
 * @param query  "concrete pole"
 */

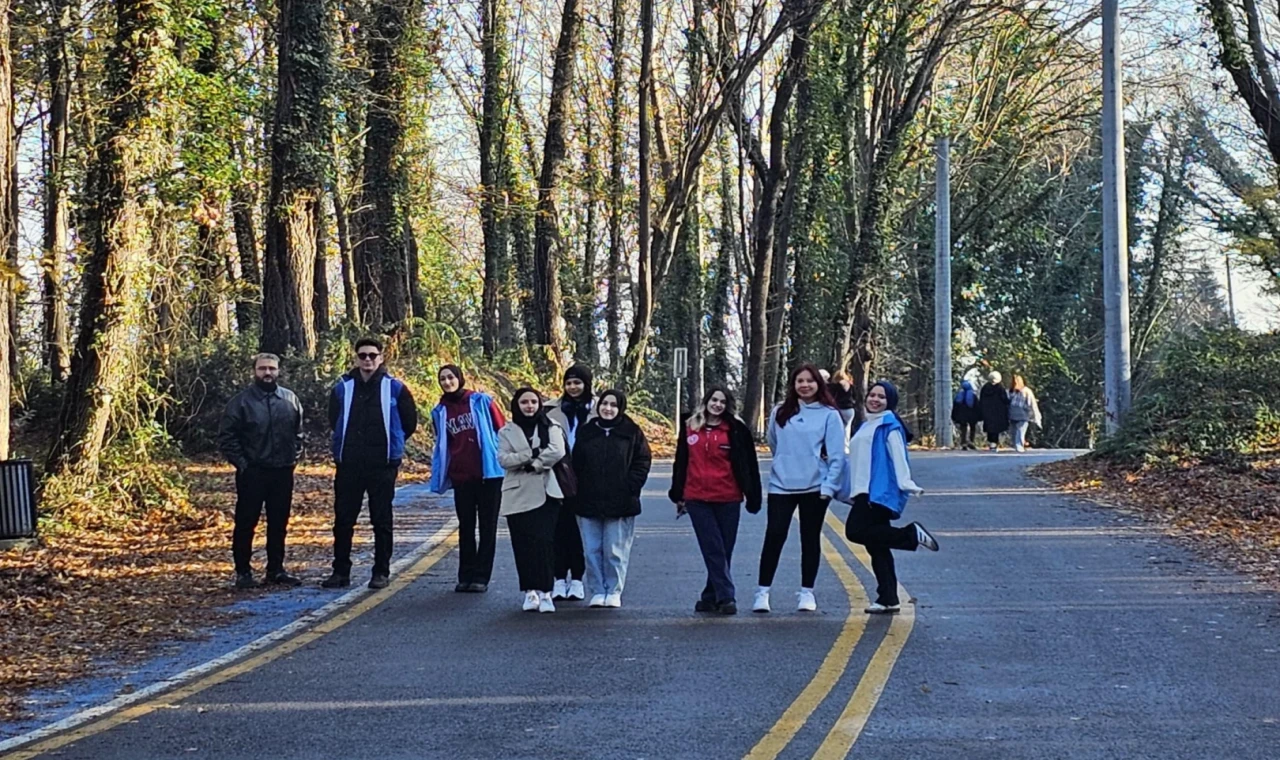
xmin=1102 ymin=0 xmax=1132 ymax=435
xmin=1225 ymin=254 xmax=1237 ymax=328
xmin=934 ymin=136 xmax=954 ymax=448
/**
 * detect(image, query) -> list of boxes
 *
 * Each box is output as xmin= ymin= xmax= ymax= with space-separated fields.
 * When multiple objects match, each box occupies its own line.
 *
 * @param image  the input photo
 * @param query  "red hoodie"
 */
xmin=683 ymin=421 xmax=743 ymax=504
xmin=442 ymin=390 xmax=506 ymax=484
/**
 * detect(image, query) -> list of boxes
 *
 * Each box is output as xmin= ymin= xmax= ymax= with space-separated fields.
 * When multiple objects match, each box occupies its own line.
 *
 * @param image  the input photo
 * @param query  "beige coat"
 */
xmin=497 ymin=421 xmax=567 ymax=516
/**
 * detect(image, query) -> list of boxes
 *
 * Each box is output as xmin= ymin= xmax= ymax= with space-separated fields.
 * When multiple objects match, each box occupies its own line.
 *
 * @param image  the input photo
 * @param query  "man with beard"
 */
xmin=219 ymin=353 xmax=306 ymax=589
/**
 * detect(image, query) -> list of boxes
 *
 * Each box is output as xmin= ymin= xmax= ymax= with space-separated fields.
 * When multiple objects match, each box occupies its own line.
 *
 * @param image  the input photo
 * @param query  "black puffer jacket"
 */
xmin=572 ymin=416 xmax=653 ymax=519
xmin=218 ymin=384 xmax=304 ymax=470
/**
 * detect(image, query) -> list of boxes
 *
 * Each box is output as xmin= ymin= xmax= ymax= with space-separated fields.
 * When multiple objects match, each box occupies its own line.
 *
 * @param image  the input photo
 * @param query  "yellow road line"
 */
xmin=743 ymin=532 xmax=870 ymax=760
xmin=813 ymin=512 xmax=917 ymax=758
xmin=2 ymin=533 xmax=459 ymax=760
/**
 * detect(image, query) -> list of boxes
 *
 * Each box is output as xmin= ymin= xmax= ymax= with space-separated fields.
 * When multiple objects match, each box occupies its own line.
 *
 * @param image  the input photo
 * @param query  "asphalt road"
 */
xmin=14 ymin=452 xmax=1280 ymax=759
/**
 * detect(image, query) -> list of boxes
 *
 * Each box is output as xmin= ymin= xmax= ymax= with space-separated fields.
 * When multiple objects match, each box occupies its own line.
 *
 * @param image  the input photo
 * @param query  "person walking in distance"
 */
xmin=951 ymin=379 xmax=981 ymax=450
xmin=218 ymin=353 xmax=305 ymax=589
xmin=428 ymin=364 xmax=507 ymax=593
xmin=979 ymin=371 xmax=1010 ymax=452
xmin=844 ymin=381 xmax=939 ymax=614
xmin=831 ymin=371 xmax=857 ymax=439
xmin=1008 ymin=375 xmax=1043 ymax=452
xmin=322 ymin=339 xmax=419 ymax=590
xmin=571 ymin=389 xmax=653 ymax=608
xmin=544 ymin=365 xmax=593 ymax=601
xmin=497 ymin=389 xmax=568 ymax=613
xmin=669 ymin=387 xmax=761 ymax=615
xmin=754 ymin=364 xmax=848 ymax=614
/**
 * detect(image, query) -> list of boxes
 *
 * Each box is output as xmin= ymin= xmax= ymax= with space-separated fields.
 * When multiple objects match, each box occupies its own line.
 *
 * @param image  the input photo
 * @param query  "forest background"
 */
xmin=0 ymin=0 xmax=1273 ymax=537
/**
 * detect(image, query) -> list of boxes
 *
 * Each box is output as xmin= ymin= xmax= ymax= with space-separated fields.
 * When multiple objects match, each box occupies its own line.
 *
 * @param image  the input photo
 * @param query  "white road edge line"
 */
xmin=0 ymin=514 xmax=459 ymax=753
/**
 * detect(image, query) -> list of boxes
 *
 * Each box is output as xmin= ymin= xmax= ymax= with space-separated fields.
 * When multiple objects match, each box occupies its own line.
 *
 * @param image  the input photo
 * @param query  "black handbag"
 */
xmin=553 ymin=455 xmax=578 ymax=498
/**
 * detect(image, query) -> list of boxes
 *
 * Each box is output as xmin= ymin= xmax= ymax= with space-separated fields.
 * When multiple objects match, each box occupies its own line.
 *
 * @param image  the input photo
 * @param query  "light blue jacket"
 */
xmin=428 ymin=391 xmax=504 ymax=493
xmin=766 ymin=402 xmax=848 ymax=497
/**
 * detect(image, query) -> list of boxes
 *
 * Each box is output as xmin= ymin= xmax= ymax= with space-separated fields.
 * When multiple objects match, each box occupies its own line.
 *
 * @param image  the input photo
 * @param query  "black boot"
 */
xmin=235 ymin=572 xmax=259 ymax=589
xmin=321 ymin=572 xmax=350 ymax=589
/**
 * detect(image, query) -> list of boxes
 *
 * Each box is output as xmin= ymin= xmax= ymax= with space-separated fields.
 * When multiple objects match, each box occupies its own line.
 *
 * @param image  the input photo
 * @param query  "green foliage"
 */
xmin=1099 ymin=328 xmax=1280 ymax=462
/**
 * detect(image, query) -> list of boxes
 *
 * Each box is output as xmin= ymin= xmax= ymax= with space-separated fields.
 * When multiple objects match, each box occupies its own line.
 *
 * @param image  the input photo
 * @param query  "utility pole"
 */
xmin=934 ymin=136 xmax=953 ymax=449
xmin=1225 ymin=253 xmax=1237 ymax=328
xmin=1101 ymin=0 xmax=1131 ymax=435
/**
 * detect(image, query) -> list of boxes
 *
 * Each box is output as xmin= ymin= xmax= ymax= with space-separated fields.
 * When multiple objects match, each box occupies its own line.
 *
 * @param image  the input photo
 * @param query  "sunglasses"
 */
xmin=357 ymin=352 xmax=380 ymax=360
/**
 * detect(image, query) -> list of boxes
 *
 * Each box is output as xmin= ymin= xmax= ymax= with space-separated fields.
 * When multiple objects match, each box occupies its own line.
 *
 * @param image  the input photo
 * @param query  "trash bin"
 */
xmin=0 ymin=459 xmax=37 ymax=540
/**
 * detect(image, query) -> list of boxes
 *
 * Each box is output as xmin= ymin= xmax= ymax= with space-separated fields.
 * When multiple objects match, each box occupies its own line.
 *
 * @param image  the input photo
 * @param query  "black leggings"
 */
xmin=844 ymin=494 xmax=918 ymax=605
xmin=757 ymin=492 xmax=829 ymax=588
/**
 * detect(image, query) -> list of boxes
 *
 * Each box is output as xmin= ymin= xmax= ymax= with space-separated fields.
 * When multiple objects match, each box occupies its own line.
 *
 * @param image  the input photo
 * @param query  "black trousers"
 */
xmin=957 ymin=421 xmax=978 ymax=446
xmin=986 ymin=426 xmax=1002 ymax=444
xmin=553 ymin=500 xmax=585 ymax=580
xmin=332 ymin=464 xmax=399 ymax=577
xmin=232 ymin=466 xmax=295 ymax=575
xmin=758 ymin=492 xmax=829 ymax=588
xmin=844 ymin=494 xmax=918 ymax=606
xmin=455 ymin=478 xmax=503 ymax=585
xmin=507 ymin=499 xmax=561 ymax=592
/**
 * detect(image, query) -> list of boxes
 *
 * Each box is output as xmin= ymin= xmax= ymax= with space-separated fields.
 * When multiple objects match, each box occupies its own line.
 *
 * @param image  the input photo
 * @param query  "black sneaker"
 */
xmin=234 ymin=572 xmax=259 ymax=589
xmin=454 ymin=582 xmax=471 ymax=593
xmin=368 ymin=574 xmax=390 ymax=590
xmin=265 ymin=571 xmax=302 ymax=587
xmin=467 ymin=582 xmax=489 ymax=593
xmin=913 ymin=523 xmax=940 ymax=552
xmin=321 ymin=573 xmax=350 ymax=589
xmin=694 ymin=599 xmax=716 ymax=613
xmin=717 ymin=601 xmax=738 ymax=615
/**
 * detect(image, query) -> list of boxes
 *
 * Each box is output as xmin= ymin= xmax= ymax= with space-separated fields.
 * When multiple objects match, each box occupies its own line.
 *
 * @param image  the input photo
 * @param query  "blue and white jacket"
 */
xmin=847 ymin=411 xmax=922 ymax=516
xmin=328 ymin=368 xmax=418 ymax=466
xmin=428 ymin=391 xmax=504 ymax=493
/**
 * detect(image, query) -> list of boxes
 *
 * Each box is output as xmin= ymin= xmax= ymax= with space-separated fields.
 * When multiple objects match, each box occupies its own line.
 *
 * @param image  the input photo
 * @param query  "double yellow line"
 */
xmin=744 ymin=513 xmax=917 ymax=760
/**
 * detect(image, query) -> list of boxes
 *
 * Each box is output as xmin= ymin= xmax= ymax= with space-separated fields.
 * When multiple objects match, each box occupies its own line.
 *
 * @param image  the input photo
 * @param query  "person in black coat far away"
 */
xmin=979 ymin=371 xmax=1010 ymax=451
xmin=571 ymin=389 xmax=653 ymax=609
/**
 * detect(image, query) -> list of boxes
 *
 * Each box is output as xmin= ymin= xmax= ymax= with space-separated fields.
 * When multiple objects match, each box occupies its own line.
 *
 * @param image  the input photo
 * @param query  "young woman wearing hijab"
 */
xmin=754 ymin=364 xmax=848 ymax=614
xmin=669 ymin=387 xmax=761 ymax=615
xmin=844 ymin=381 xmax=939 ymax=614
xmin=571 ymin=389 xmax=653 ymax=608
xmin=497 ymin=388 xmax=568 ymax=613
xmin=544 ymin=365 xmax=594 ymax=600
xmin=428 ymin=364 xmax=507 ymax=593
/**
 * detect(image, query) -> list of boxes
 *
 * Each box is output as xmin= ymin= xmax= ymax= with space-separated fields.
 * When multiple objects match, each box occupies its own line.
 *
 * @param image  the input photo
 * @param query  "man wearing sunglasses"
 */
xmin=323 ymin=337 xmax=419 ymax=590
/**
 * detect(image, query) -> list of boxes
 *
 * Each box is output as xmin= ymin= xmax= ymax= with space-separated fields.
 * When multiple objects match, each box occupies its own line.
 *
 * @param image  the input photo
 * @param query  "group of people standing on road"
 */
xmin=951 ymin=371 xmax=1042 ymax=452
xmin=219 ymin=341 xmax=941 ymax=618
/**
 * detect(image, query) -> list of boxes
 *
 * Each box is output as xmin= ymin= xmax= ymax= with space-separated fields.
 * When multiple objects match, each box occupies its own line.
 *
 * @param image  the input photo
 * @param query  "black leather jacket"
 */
xmin=218 ymin=384 xmax=304 ymax=470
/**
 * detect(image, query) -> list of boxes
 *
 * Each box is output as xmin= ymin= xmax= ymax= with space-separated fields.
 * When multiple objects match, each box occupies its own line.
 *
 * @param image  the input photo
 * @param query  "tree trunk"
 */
xmin=47 ymin=0 xmax=161 ymax=477
xmin=230 ymin=166 xmax=261 ymax=332
xmin=261 ymin=0 xmax=332 ymax=357
xmin=358 ymin=0 xmax=415 ymax=328
xmin=707 ymin=129 xmax=735 ymax=388
xmin=405 ymin=217 xmax=426 ymax=318
xmin=628 ymin=0 xmax=653 ymax=383
xmin=531 ymin=0 xmax=581 ymax=355
xmin=313 ymin=192 xmax=331 ymax=334
xmin=0 ymin=0 xmax=9 ymax=459
xmin=605 ymin=0 xmax=625 ymax=368
xmin=742 ymin=27 xmax=811 ymax=431
xmin=479 ymin=0 xmax=510 ymax=357
xmin=577 ymin=99 xmax=600 ymax=365
xmin=332 ymin=165 xmax=359 ymax=324
xmin=193 ymin=220 xmax=230 ymax=337
xmin=42 ymin=0 xmax=72 ymax=382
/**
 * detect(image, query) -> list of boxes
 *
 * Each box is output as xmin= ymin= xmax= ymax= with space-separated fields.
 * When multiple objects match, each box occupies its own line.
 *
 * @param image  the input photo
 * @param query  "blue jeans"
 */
xmin=577 ymin=516 xmax=636 ymax=596
xmin=1012 ymin=421 xmax=1030 ymax=451
xmin=685 ymin=501 xmax=740 ymax=604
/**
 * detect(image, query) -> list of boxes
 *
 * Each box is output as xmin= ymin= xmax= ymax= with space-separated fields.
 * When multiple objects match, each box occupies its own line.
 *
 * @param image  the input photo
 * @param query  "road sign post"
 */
xmin=673 ymin=348 xmax=689 ymax=436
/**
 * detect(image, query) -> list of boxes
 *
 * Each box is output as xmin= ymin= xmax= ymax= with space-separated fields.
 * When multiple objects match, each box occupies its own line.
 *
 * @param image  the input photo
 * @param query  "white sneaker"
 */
xmin=588 ymin=594 xmax=607 ymax=608
xmin=865 ymin=602 xmax=901 ymax=614
xmin=914 ymin=523 xmax=940 ymax=552
xmin=552 ymin=579 xmax=568 ymax=600
xmin=604 ymin=592 xmax=622 ymax=608
xmin=522 ymin=590 xmax=540 ymax=611
xmin=538 ymin=592 xmax=556 ymax=613
xmin=567 ymin=579 xmax=585 ymax=600
xmin=752 ymin=587 xmax=771 ymax=613
xmin=797 ymin=588 xmax=817 ymax=612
